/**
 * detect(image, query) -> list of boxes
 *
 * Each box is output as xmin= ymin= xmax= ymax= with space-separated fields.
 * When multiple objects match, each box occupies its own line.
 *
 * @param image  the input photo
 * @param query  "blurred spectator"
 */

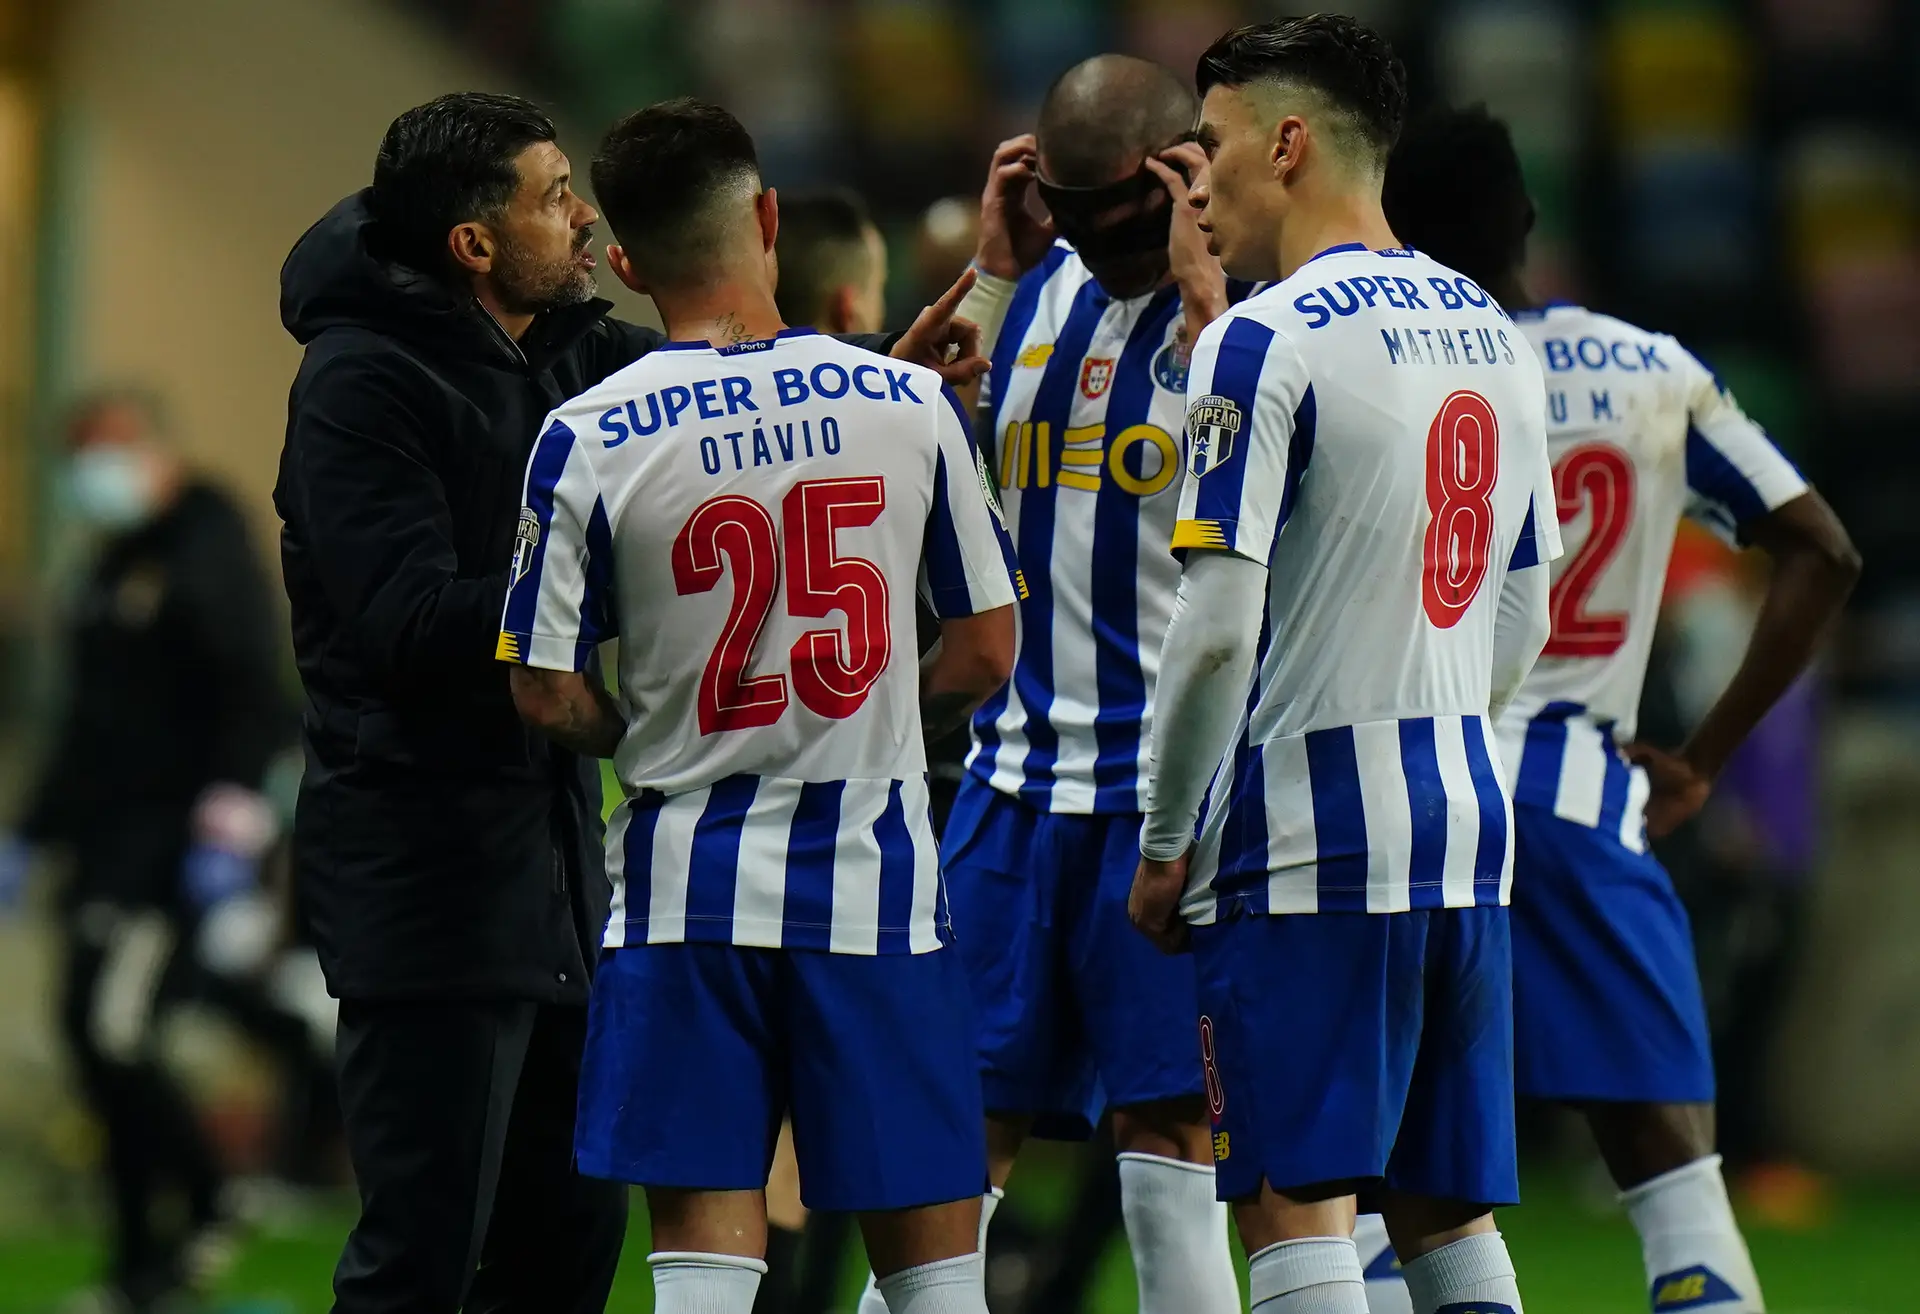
xmin=912 ymin=194 xmax=980 ymax=309
xmin=773 ymin=188 xmax=889 ymax=334
xmin=1 ymin=389 xmax=288 ymax=1312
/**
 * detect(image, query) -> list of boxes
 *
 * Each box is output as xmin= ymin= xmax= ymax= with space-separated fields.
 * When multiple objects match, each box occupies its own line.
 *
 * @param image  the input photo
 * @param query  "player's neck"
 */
xmin=1489 ymin=274 xmax=1536 ymax=313
xmin=656 ymin=282 xmax=786 ymax=349
xmin=1276 ymin=191 xmax=1399 ymax=281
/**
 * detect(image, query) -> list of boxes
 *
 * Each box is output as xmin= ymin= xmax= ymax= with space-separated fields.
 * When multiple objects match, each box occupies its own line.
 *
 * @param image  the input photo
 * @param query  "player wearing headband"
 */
xmin=853 ymin=53 xmax=1245 ymax=1314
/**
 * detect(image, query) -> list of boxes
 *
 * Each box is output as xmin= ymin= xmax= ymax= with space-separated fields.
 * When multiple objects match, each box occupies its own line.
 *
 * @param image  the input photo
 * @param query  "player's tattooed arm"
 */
xmin=508 ymin=667 xmax=626 ymax=759
xmin=1624 ymin=489 xmax=1860 ymax=837
xmin=919 ymin=606 xmax=1015 ymax=742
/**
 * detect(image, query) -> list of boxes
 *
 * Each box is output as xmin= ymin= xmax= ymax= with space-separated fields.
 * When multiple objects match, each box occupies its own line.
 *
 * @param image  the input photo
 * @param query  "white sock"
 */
xmin=649 ymin=1251 xmax=767 ymax=1314
xmin=1621 ymin=1154 xmax=1764 ymax=1313
xmin=1353 ymin=1213 xmax=1413 ymax=1314
xmin=857 ymin=1189 xmax=1002 ymax=1314
xmin=1249 ymin=1237 xmax=1369 ymax=1313
xmin=1117 ymin=1152 xmax=1241 ymax=1313
xmin=1399 ymin=1231 xmax=1523 ymax=1314
xmin=876 ymin=1252 xmax=988 ymax=1313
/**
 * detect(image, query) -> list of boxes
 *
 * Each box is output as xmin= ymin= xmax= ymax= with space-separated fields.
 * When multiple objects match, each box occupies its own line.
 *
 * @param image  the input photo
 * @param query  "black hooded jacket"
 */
xmin=276 ymin=191 xmax=665 ymax=1002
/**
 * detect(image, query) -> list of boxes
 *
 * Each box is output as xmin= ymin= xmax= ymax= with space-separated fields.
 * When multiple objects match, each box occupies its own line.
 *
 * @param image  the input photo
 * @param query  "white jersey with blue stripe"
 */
xmin=498 ymin=328 xmax=1021 ymax=954
xmin=1493 ymin=304 xmax=1807 ymax=849
xmin=966 ymin=242 xmax=1199 ymax=814
xmin=1170 ymin=245 xmax=1561 ymax=921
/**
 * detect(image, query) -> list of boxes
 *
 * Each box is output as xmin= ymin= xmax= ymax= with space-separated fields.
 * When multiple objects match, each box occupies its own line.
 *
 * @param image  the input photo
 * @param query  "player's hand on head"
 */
xmin=976 ymin=134 xmax=1055 ymax=281
xmin=892 ymin=267 xmax=989 ymax=386
xmin=1129 ymin=852 xmax=1192 ymax=954
xmin=1621 ymin=741 xmax=1713 ymax=839
xmin=1146 ymin=144 xmax=1228 ymax=334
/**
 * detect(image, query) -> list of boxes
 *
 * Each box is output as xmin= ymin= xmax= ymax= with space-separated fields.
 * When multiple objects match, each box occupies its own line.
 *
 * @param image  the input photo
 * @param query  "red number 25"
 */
xmin=671 ymin=477 xmax=892 ymax=735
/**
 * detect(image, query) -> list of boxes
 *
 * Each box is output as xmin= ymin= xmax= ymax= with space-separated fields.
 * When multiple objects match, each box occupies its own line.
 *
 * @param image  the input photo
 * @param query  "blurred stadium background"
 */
xmin=0 ymin=0 xmax=1917 ymax=1310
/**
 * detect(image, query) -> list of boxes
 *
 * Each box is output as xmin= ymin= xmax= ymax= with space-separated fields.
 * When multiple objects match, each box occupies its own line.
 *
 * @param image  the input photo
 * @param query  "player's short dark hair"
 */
xmin=1196 ymin=16 xmax=1407 ymax=164
xmin=774 ymin=189 xmax=876 ymax=327
xmin=592 ymin=97 xmax=762 ymax=283
xmin=370 ymin=92 xmax=558 ymax=274
xmin=1383 ymin=104 xmax=1534 ymax=288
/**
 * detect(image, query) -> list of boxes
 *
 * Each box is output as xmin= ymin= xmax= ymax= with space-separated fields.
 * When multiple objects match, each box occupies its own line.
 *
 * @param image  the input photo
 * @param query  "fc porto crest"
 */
xmin=1186 ymin=394 xmax=1242 ymax=477
xmin=1152 ymin=342 xmax=1190 ymax=392
xmin=1080 ymin=356 xmax=1115 ymax=400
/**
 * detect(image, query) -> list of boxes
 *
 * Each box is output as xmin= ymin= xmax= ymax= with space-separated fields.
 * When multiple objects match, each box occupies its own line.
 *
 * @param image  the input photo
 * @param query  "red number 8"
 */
xmin=1421 ymin=390 xmax=1501 ymax=629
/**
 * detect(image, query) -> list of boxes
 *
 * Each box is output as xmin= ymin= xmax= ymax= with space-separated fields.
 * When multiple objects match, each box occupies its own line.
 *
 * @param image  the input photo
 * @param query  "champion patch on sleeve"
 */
xmin=1186 ymin=394 xmax=1243 ymax=476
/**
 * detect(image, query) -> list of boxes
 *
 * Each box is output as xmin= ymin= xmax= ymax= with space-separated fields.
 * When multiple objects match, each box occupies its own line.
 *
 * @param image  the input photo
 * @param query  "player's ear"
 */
xmin=1272 ymin=117 xmax=1306 ymax=183
xmin=757 ymin=187 xmax=779 ymax=254
xmin=447 ymin=222 xmax=494 ymax=277
xmin=605 ymin=244 xmax=647 ymax=296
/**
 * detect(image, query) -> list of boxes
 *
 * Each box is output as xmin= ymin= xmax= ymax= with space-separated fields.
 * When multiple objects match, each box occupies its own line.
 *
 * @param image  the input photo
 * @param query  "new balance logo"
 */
xmin=1651 ymin=1265 xmax=1742 ymax=1310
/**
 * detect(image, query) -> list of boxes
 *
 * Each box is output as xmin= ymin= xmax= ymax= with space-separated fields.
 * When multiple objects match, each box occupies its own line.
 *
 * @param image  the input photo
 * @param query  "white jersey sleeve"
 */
xmin=922 ymin=389 xmax=1024 ymax=618
xmin=1171 ymin=315 xmax=1314 ymax=562
xmin=497 ymin=417 xmax=617 ymax=672
xmin=1678 ymin=348 xmax=1808 ymax=546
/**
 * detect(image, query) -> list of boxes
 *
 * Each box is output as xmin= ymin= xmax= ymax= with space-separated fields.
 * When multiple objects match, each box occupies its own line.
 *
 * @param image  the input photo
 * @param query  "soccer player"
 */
xmin=861 ymin=53 xmax=1247 ymax=1314
xmin=1129 ymin=18 xmax=1561 ymax=1314
xmin=1383 ymin=104 xmax=1861 ymax=1314
xmin=499 ymin=99 xmax=1020 ymax=1314
xmin=774 ymin=188 xmax=890 ymax=336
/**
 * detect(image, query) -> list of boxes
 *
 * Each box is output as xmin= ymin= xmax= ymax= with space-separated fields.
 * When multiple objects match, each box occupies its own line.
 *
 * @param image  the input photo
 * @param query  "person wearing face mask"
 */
xmin=0 ymin=389 xmax=288 ymax=1313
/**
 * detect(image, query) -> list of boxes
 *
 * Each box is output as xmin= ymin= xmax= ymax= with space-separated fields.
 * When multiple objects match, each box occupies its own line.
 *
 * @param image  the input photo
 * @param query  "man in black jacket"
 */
xmin=278 ymin=93 xmax=983 ymax=1314
xmin=5 ymin=390 xmax=288 ymax=1311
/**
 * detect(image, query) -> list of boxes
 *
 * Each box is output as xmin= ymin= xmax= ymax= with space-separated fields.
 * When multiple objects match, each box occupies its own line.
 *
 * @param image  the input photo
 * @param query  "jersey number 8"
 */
xmin=1422 ymin=390 xmax=1500 ymax=629
xmin=672 ymin=477 xmax=893 ymax=735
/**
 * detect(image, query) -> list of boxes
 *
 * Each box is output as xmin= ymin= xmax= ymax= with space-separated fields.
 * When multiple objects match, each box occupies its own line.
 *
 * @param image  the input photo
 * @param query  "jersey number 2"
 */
xmin=1543 ymin=444 xmax=1634 ymax=657
xmin=671 ymin=477 xmax=892 ymax=735
xmin=1422 ymin=390 xmax=1500 ymax=628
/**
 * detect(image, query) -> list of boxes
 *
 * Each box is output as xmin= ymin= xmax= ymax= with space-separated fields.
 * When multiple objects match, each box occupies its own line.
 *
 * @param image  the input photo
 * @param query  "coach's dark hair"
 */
xmin=369 ymin=92 xmax=558 ymax=275
xmin=592 ymin=97 xmax=762 ymax=283
xmin=773 ymin=188 xmax=875 ymax=327
xmin=1383 ymin=104 xmax=1535 ymax=291
xmin=1196 ymin=16 xmax=1408 ymax=165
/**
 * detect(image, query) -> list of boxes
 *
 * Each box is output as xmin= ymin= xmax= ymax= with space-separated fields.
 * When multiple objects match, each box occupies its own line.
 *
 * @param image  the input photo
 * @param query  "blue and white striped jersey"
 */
xmin=498 ymin=328 xmax=1020 ymax=953
xmin=967 ymin=242 xmax=1198 ymax=814
xmin=1170 ymin=245 xmax=1560 ymax=921
xmin=1493 ymin=305 xmax=1807 ymax=849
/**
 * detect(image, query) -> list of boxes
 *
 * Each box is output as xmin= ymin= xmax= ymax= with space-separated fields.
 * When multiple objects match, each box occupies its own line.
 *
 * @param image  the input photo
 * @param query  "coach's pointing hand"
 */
xmin=891 ymin=266 xmax=989 ymax=386
xmin=1130 ymin=852 xmax=1192 ymax=954
xmin=976 ymin=134 xmax=1057 ymax=281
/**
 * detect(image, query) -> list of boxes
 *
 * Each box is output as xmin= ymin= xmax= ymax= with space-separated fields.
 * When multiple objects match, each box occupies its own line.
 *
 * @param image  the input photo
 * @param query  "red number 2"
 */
xmin=671 ymin=477 xmax=892 ymax=736
xmin=1422 ymin=390 xmax=1501 ymax=628
xmin=1543 ymin=443 xmax=1635 ymax=658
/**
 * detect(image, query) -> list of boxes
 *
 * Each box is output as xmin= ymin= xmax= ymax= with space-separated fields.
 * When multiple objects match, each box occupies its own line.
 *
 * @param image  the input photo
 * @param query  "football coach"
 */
xmin=276 ymin=92 xmax=984 ymax=1314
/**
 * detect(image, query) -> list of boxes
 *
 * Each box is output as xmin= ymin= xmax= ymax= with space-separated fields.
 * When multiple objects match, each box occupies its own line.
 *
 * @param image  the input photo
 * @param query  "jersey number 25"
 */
xmin=672 ymin=477 xmax=893 ymax=735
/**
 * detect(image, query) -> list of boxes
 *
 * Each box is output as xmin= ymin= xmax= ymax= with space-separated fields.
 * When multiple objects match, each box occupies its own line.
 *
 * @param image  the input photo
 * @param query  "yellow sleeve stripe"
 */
xmin=1013 ymin=569 xmax=1030 ymax=600
xmin=495 ymin=632 xmax=524 ymax=663
xmin=1170 ymin=519 xmax=1231 ymax=551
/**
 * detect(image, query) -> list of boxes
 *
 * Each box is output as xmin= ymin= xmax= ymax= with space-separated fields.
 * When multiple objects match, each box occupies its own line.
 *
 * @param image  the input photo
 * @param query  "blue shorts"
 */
xmin=1511 ymin=804 xmax=1715 ymax=1104
xmin=1192 ymin=906 xmax=1518 ymax=1207
xmin=575 ymin=943 xmax=987 ymax=1212
xmin=944 ymin=776 xmax=1204 ymax=1139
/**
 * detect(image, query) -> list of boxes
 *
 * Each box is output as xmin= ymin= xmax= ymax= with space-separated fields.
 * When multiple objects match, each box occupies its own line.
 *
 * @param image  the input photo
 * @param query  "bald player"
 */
xmin=855 ymin=53 xmax=1244 ymax=1314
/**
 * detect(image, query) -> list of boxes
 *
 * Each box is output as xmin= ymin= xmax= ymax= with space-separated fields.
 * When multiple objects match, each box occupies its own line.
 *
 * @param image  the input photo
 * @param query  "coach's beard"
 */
xmin=493 ymin=230 xmax=600 ymax=316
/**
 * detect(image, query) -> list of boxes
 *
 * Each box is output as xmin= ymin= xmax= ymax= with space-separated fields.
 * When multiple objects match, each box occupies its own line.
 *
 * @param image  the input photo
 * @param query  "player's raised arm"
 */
xmin=1132 ymin=315 xmax=1307 ymax=951
xmin=919 ymin=388 xmax=1020 ymax=738
xmin=1624 ymin=361 xmax=1860 ymax=835
xmin=498 ymin=415 xmax=625 ymax=758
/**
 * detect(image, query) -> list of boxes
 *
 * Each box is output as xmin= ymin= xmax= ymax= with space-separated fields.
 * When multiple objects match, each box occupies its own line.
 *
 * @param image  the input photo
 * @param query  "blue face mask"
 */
xmin=66 ymin=446 xmax=157 ymax=529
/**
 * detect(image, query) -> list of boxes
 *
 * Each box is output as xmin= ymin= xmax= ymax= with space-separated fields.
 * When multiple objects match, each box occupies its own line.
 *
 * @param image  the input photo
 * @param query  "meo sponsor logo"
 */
xmin=1187 ymin=394 xmax=1242 ymax=477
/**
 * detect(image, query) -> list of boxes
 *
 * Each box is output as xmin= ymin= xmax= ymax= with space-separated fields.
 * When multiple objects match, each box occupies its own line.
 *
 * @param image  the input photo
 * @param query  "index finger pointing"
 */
xmin=927 ymin=265 xmax=979 ymax=321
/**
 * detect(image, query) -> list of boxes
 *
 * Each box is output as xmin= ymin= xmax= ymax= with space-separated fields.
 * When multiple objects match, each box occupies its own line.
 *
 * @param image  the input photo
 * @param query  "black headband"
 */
xmin=1035 ymin=138 xmax=1193 ymax=263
